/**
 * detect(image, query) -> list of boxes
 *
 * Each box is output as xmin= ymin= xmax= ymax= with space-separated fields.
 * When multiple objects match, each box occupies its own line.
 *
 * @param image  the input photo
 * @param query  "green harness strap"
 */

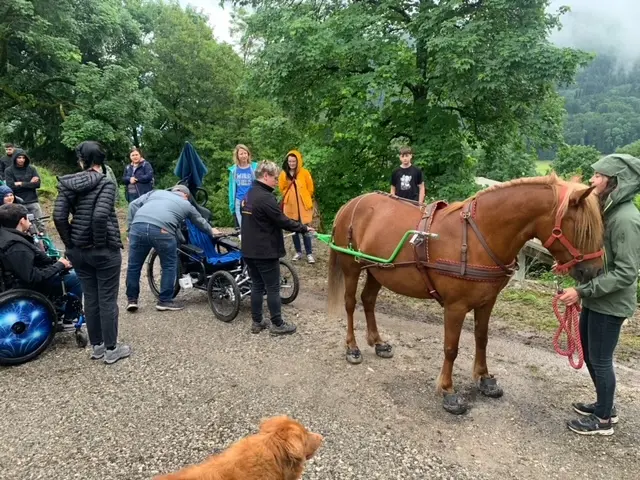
xmin=314 ymin=230 xmax=438 ymax=264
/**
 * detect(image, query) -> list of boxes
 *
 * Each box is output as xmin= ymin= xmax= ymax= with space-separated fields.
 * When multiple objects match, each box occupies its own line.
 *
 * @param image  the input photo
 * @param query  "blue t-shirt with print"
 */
xmin=235 ymin=166 xmax=254 ymax=202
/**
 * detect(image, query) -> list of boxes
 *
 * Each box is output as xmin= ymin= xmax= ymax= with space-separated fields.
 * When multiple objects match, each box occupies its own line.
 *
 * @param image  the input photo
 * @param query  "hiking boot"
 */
xmin=90 ymin=343 xmax=106 ymax=360
xmin=567 ymin=414 xmax=614 ymax=436
xmin=307 ymin=254 xmax=315 ymax=264
xmin=292 ymin=253 xmax=302 ymax=261
xmin=251 ymin=321 xmax=268 ymax=334
xmin=270 ymin=321 xmax=297 ymax=336
xmin=126 ymin=299 xmax=139 ymax=312
xmin=156 ymin=300 xmax=185 ymax=311
xmin=572 ymin=402 xmax=619 ymax=424
xmin=104 ymin=344 xmax=132 ymax=365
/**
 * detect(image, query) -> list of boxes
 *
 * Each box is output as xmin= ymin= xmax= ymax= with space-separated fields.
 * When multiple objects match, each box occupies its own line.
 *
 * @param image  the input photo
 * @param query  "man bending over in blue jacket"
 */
xmin=125 ymin=185 xmax=220 ymax=312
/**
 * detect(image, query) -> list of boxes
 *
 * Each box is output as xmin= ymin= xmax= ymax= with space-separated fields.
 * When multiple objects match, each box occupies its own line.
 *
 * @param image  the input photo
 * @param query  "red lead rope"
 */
xmin=552 ymin=294 xmax=584 ymax=369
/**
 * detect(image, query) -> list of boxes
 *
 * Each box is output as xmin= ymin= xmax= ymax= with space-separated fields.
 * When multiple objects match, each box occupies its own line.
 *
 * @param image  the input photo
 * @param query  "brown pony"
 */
xmin=326 ymin=173 xmax=604 ymax=414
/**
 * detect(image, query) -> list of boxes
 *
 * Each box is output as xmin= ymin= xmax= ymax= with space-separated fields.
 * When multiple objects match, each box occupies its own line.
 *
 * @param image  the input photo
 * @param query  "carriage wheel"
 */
xmin=146 ymin=249 xmax=181 ymax=300
xmin=0 ymin=289 xmax=57 ymax=366
xmin=207 ymin=271 xmax=241 ymax=323
xmin=279 ymin=259 xmax=299 ymax=305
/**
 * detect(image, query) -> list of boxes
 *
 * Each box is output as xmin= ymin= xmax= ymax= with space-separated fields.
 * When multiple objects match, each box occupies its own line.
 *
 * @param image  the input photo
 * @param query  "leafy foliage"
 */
xmin=552 ymin=144 xmax=601 ymax=179
xmin=236 ymin=0 xmax=590 ymax=219
xmin=562 ymin=54 xmax=640 ymax=154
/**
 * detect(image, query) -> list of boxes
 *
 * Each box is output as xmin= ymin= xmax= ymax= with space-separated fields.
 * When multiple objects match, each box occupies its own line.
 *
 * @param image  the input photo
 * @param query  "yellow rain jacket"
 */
xmin=278 ymin=150 xmax=315 ymax=224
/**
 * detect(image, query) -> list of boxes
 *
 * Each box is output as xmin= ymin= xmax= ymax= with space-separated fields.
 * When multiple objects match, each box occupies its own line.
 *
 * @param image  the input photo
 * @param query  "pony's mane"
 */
xmin=442 ymin=172 xmax=603 ymax=253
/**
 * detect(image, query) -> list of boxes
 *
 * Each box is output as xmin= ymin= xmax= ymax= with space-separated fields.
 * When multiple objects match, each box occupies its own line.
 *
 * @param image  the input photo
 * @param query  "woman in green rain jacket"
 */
xmin=559 ymin=153 xmax=640 ymax=436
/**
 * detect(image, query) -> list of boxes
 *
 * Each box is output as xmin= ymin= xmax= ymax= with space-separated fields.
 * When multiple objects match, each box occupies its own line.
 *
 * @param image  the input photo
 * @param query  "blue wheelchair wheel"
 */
xmin=0 ymin=289 xmax=57 ymax=366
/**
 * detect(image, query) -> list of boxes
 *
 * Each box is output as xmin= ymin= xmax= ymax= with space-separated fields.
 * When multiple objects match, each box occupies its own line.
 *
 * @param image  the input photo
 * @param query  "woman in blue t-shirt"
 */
xmin=227 ymin=144 xmax=258 ymax=228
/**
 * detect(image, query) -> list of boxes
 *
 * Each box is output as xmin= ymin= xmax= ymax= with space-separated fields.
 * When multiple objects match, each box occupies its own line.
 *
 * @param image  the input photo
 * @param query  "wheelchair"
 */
xmin=146 ymin=220 xmax=300 ymax=322
xmin=0 ymin=217 xmax=87 ymax=367
xmin=0 ymin=268 xmax=88 ymax=367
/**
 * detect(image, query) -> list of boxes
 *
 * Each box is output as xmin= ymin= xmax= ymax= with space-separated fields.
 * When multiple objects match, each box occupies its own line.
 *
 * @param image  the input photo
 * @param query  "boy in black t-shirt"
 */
xmin=390 ymin=146 xmax=425 ymax=203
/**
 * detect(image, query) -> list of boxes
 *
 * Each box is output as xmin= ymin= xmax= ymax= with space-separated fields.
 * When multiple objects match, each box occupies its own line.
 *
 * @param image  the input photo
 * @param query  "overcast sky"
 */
xmin=178 ymin=1 xmax=637 ymax=62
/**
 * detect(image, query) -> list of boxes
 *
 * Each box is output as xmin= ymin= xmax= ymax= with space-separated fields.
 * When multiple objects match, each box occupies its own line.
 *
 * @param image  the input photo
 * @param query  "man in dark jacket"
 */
xmin=53 ymin=141 xmax=128 ymax=365
xmin=241 ymin=160 xmax=314 ymax=335
xmin=0 ymin=203 xmax=81 ymax=326
xmin=0 ymin=143 xmax=15 ymax=181
xmin=4 ymin=149 xmax=44 ymax=231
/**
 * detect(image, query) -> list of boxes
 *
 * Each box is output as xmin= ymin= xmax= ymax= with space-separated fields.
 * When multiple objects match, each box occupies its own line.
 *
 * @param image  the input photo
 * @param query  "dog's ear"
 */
xmin=261 ymin=416 xmax=307 ymax=465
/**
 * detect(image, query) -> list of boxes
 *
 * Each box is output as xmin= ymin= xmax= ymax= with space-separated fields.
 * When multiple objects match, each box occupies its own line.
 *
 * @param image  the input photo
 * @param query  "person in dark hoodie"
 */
xmin=53 ymin=141 xmax=129 ymax=365
xmin=4 ymin=148 xmax=44 ymax=231
xmin=0 ymin=143 xmax=15 ymax=181
xmin=0 ymin=203 xmax=81 ymax=328
xmin=558 ymin=153 xmax=640 ymax=436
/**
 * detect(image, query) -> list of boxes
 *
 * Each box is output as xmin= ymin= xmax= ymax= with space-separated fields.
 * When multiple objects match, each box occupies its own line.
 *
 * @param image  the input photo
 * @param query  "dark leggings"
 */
xmin=579 ymin=307 xmax=625 ymax=419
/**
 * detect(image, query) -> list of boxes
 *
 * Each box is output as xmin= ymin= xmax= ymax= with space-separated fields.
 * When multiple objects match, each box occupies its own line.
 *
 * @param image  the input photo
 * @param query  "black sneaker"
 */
xmin=156 ymin=300 xmax=185 ymax=311
xmin=572 ymin=402 xmax=619 ymax=424
xmin=270 ymin=321 xmax=297 ymax=336
xmin=567 ymin=414 xmax=614 ymax=436
xmin=251 ymin=321 xmax=268 ymax=334
xmin=126 ymin=299 xmax=139 ymax=312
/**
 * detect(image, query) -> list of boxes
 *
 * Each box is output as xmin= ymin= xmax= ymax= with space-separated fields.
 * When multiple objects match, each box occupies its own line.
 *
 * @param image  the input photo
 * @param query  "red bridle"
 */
xmin=542 ymin=185 xmax=604 ymax=274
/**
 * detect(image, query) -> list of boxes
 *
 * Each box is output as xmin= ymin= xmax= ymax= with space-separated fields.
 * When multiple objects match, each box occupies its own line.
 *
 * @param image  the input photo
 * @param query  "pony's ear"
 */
xmin=569 ymin=186 xmax=595 ymax=205
xmin=569 ymin=174 xmax=583 ymax=184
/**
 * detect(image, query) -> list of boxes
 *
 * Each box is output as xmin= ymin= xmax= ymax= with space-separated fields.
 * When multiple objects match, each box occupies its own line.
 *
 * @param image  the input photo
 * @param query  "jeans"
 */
xmin=292 ymin=230 xmax=312 ymax=255
xmin=245 ymin=257 xmax=282 ymax=326
xmin=579 ymin=307 xmax=626 ymax=419
xmin=126 ymin=223 xmax=178 ymax=303
xmin=66 ymin=247 xmax=122 ymax=349
xmin=45 ymin=270 xmax=83 ymax=312
xmin=234 ymin=198 xmax=242 ymax=228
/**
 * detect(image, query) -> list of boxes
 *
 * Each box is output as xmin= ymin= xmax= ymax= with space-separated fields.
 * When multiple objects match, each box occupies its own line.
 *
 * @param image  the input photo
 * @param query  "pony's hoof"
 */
xmin=443 ymin=393 xmax=468 ymax=415
xmin=375 ymin=343 xmax=394 ymax=358
xmin=346 ymin=348 xmax=362 ymax=365
xmin=478 ymin=376 xmax=503 ymax=398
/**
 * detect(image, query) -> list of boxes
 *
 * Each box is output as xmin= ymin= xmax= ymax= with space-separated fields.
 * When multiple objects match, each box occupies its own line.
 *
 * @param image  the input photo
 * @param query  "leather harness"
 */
xmin=342 ymin=188 xmax=602 ymax=306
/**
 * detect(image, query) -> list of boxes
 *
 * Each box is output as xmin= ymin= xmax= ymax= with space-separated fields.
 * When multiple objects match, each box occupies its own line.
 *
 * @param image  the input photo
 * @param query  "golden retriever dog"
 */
xmin=154 ymin=415 xmax=324 ymax=480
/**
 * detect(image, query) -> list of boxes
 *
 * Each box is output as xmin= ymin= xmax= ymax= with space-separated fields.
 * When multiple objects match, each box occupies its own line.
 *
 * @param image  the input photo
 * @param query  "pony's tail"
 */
xmin=327 ymin=248 xmax=345 ymax=318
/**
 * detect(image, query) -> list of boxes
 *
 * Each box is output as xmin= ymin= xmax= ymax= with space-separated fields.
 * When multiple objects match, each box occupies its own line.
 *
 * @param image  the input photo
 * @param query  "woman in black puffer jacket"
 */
xmin=53 ymin=141 xmax=130 ymax=365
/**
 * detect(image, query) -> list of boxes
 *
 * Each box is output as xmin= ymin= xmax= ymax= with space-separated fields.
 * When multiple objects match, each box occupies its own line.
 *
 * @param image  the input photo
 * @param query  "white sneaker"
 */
xmin=307 ymin=254 xmax=315 ymax=264
xmin=292 ymin=253 xmax=302 ymax=261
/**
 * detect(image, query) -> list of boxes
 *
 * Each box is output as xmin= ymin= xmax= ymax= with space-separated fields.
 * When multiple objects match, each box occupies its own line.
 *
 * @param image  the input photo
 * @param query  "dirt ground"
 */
xmin=1 ymin=228 xmax=639 ymax=480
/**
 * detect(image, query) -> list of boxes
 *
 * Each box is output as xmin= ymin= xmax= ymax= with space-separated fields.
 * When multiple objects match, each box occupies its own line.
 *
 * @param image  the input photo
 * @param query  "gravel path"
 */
xmin=2 ymin=266 xmax=639 ymax=480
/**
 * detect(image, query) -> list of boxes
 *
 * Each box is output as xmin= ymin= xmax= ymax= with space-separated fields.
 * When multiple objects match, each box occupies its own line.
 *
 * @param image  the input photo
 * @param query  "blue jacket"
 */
xmin=228 ymin=161 xmax=258 ymax=214
xmin=123 ymin=161 xmax=154 ymax=201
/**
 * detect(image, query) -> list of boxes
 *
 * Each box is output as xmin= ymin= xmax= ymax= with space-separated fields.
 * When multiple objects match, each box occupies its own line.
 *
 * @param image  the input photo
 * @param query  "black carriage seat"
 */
xmin=181 ymin=243 xmax=205 ymax=257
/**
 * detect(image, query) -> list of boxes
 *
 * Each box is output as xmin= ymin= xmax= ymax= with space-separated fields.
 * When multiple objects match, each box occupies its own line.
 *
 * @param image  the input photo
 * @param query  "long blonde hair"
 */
xmin=233 ymin=144 xmax=252 ymax=166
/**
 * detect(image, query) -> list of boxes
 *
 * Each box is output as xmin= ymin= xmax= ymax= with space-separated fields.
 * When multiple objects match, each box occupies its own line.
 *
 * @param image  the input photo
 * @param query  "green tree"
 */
xmin=236 ymin=0 xmax=591 ymax=220
xmin=616 ymin=140 xmax=640 ymax=158
xmin=552 ymin=144 xmax=601 ymax=180
xmin=61 ymin=63 xmax=161 ymax=161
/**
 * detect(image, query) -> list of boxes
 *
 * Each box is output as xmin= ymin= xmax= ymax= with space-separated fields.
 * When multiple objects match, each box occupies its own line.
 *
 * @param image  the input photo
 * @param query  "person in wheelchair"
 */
xmin=125 ymin=184 xmax=221 ymax=312
xmin=0 ymin=203 xmax=82 ymax=328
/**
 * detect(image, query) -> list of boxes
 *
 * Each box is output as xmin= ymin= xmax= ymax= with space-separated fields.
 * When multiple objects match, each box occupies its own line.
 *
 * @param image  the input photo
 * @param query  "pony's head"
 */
xmin=537 ymin=175 xmax=604 ymax=283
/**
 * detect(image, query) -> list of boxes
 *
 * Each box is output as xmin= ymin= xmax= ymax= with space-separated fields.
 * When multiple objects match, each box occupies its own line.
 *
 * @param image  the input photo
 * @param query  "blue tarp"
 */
xmin=174 ymin=142 xmax=208 ymax=189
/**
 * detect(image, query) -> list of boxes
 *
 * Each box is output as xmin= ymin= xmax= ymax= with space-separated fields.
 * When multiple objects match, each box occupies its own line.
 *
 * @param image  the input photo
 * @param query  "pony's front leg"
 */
xmin=473 ymin=300 xmax=504 ymax=398
xmin=436 ymin=304 xmax=468 ymax=414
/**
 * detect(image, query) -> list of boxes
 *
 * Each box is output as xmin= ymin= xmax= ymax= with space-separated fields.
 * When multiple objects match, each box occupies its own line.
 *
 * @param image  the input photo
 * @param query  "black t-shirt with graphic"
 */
xmin=391 ymin=165 xmax=423 ymax=201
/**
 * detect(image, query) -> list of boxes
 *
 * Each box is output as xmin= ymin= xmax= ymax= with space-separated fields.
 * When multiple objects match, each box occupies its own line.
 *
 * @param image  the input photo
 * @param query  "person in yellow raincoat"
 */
xmin=278 ymin=150 xmax=315 ymax=264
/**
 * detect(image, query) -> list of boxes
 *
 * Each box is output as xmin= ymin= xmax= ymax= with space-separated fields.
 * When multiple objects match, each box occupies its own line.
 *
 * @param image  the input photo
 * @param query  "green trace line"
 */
xmin=314 ymin=230 xmax=439 ymax=264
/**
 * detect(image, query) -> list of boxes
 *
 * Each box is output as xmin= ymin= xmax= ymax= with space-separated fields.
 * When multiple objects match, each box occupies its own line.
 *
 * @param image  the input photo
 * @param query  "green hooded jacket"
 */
xmin=576 ymin=153 xmax=640 ymax=318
